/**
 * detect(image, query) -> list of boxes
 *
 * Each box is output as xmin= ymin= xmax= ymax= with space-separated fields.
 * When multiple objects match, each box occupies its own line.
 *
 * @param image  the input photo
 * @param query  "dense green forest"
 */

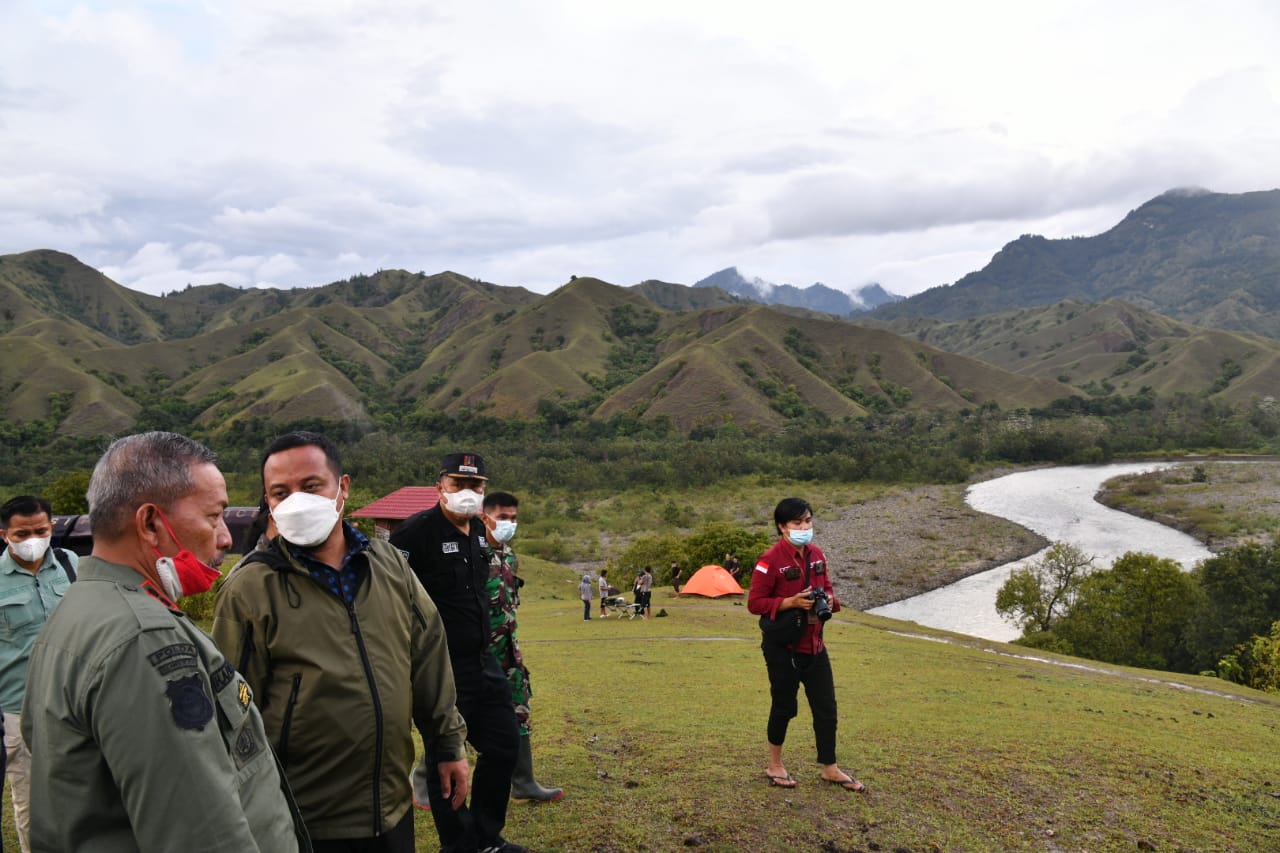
xmin=5 ymin=387 xmax=1279 ymax=511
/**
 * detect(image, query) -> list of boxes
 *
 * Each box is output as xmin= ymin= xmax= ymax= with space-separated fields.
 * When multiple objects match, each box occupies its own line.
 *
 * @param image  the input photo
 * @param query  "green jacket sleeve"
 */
xmin=403 ymin=560 xmax=468 ymax=761
xmin=92 ymin=628 xmax=282 ymax=851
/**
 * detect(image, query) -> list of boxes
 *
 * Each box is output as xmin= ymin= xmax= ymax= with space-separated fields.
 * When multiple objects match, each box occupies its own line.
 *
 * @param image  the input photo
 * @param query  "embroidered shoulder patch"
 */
xmin=441 ymin=541 xmax=460 ymax=554
xmin=210 ymin=661 xmax=235 ymax=693
xmin=754 ymin=562 xmax=769 ymax=573
xmin=148 ymin=643 xmax=198 ymax=676
xmin=165 ymin=672 xmax=214 ymax=731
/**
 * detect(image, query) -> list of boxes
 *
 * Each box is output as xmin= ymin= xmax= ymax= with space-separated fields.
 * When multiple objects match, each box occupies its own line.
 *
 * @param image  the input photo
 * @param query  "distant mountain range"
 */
xmin=693 ymin=267 xmax=903 ymax=316
xmin=4 ymin=188 xmax=1279 ymax=438
xmin=871 ymin=188 xmax=1280 ymax=337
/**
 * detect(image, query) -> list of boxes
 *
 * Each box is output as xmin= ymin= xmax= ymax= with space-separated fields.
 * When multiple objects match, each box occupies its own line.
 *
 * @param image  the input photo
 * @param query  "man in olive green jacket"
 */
xmin=212 ymin=431 xmax=468 ymax=852
xmin=22 ymin=431 xmax=309 ymax=853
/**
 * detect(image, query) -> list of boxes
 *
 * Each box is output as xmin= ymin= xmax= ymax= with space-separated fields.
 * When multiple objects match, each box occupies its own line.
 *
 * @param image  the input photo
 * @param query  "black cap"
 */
xmin=440 ymin=452 xmax=488 ymax=480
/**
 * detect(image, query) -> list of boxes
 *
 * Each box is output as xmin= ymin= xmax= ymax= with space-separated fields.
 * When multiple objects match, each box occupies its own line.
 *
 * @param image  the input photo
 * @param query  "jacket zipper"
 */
xmin=237 ymin=622 xmax=257 ymax=682
xmin=348 ymin=603 xmax=385 ymax=836
xmin=278 ymin=673 xmax=302 ymax=770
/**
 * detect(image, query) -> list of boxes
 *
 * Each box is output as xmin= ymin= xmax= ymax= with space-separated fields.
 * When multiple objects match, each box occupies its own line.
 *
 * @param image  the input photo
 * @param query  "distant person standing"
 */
xmin=725 ymin=552 xmax=743 ymax=583
xmin=747 ymin=497 xmax=865 ymax=794
xmin=598 ymin=569 xmax=611 ymax=617
xmin=1 ymin=495 xmax=78 ymax=853
xmin=579 ymin=575 xmax=593 ymax=620
xmin=670 ymin=560 xmax=682 ymax=594
xmin=639 ymin=566 xmax=654 ymax=619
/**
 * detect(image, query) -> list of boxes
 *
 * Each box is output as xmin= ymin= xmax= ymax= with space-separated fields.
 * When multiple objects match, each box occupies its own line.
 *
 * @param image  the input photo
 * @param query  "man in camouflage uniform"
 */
xmin=482 ymin=492 xmax=563 ymax=803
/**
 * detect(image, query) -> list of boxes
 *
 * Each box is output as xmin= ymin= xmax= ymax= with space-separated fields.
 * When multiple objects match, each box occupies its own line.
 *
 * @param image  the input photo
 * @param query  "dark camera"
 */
xmin=807 ymin=588 xmax=832 ymax=622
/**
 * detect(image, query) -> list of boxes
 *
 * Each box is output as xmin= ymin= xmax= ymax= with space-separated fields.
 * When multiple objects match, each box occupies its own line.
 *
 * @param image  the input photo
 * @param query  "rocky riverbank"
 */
xmin=820 ymin=480 xmax=1048 ymax=611
xmin=1094 ymin=459 xmax=1280 ymax=552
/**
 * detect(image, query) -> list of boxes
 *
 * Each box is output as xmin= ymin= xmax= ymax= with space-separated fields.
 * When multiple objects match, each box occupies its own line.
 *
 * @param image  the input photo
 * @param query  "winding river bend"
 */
xmin=867 ymin=463 xmax=1214 ymax=642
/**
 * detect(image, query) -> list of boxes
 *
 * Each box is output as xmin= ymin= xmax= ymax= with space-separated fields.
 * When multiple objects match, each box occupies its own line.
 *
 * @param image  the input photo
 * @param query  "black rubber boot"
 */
xmin=509 ymin=734 xmax=564 ymax=803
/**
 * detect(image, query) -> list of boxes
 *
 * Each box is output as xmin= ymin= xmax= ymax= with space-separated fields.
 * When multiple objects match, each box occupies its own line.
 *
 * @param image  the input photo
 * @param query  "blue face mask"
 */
xmin=786 ymin=527 xmax=813 ymax=547
xmin=492 ymin=520 xmax=518 ymax=543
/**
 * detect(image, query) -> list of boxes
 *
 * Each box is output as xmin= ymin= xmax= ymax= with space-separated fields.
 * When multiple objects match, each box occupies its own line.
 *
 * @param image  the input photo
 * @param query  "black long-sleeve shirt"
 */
xmin=390 ymin=506 xmax=493 ymax=674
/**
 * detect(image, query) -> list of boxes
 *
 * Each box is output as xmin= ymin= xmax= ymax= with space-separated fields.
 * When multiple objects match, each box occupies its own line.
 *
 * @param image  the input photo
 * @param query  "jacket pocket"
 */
xmin=0 ymin=593 xmax=37 ymax=636
xmin=277 ymin=673 xmax=302 ymax=770
xmin=411 ymin=601 xmax=429 ymax=633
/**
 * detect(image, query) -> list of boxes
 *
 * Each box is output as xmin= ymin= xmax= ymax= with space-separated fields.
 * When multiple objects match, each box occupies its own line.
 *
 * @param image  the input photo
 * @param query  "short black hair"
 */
xmin=773 ymin=497 xmax=813 ymax=534
xmin=1 ymin=495 xmax=53 ymax=527
xmin=483 ymin=491 xmax=519 ymax=511
xmin=261 ymin=431 xmax=344 ymax=483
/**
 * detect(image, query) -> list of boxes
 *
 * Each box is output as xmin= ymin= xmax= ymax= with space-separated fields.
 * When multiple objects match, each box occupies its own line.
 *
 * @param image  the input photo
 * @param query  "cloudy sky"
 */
xmin=3 ymin=1 xmax=1279 ymax=298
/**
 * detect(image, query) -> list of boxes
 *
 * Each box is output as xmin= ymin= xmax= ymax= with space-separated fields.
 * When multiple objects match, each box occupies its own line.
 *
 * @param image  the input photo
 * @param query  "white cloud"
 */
xmin=2 ymin=0 xmax=1280 ymax=297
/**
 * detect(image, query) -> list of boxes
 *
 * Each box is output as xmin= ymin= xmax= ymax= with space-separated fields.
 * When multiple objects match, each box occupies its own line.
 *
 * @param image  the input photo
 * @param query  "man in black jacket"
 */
xmin=390 ymin=452 xmax=524 ymax=853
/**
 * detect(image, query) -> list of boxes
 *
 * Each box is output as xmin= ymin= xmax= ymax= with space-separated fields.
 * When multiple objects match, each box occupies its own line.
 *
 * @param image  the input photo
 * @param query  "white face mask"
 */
xmin=492 ymin=520 xmax=518 ymax=543
xmin=8 ymin=536 xmax=51 ymax=564
xmin=155 ymin=556 xmax=185 ymax=602
xmin=271 ymin=490 xmax=343 ymax=548
xmin=443 ymin=489 xmax=483 ymax=518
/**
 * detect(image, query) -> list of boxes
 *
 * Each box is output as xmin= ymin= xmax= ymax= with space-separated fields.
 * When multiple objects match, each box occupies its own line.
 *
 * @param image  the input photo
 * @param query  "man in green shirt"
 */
xmin=1 ymin=494 xmax=77 ymax=853
xmin=21 ymin=432 xmax=309 ymax=852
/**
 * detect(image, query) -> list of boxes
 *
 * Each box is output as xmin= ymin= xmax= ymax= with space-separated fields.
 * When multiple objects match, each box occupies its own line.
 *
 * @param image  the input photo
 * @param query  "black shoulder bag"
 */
xmin=758 ymin=560 xmax=810 ymax=647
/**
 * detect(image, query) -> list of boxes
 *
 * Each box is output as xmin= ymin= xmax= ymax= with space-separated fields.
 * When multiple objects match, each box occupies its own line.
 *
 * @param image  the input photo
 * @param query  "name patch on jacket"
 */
xmin=441 ymin=541 xmax=460 ymax=554
xmin=165 ymin=673 xmax=214 ymax=731
xmin=148 ymin=643 xmax=198 ymax=676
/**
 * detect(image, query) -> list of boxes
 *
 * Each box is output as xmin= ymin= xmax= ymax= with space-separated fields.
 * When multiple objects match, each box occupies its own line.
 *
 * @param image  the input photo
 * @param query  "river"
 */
xmin=867 ymin=463 xmax=1215 ymax=642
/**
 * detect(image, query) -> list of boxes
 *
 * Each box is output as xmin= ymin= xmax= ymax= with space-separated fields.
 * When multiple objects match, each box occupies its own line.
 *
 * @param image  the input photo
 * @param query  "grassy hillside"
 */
xmin=874 ymin=299 xmax=1280 ymax=405
xmin=5 ymin=246 xmax=1277 ymax=440
xmin=491 ymin=558 xmax=1278 ymax=850
xmin=10 ymin=555 xmax=1272 ymax=851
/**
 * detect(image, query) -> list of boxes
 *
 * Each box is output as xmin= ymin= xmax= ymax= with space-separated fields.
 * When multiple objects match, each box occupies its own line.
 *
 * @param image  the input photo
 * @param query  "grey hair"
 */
xmin=87 ymin=432 xmax=219 ymax=540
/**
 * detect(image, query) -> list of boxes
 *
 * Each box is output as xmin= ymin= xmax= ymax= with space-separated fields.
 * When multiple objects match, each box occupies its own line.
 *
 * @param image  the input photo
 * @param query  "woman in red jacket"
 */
xmin=747 ymin=497 xmax=866 ymax=793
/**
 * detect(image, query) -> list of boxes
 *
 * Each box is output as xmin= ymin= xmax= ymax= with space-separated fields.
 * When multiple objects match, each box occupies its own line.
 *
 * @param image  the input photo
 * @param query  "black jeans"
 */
xmin=425 ymin=655 xmax=521 ymax=852
xmin=762 ymin=644 xmax=839 ymax=765
xmin=312 ymin=808 xmax=413 ymax=853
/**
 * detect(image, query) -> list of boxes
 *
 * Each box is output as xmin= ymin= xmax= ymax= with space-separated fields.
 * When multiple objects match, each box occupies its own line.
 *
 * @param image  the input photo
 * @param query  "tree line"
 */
xmin=996 ymin=542 xmax=1280 ymax=692
xmin=6 ymin=387 xmax=1278 ymax=511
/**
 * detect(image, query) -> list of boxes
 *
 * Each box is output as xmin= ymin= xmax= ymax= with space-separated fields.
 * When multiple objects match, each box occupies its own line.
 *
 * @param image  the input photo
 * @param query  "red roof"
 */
xmin=351 ymin=486 xmax=439 ymax=520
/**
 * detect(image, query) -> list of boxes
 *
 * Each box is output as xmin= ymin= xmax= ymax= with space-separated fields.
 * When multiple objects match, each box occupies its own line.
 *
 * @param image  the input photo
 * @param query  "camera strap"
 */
xmin=789 ymin=550 xmax=817 ymax=671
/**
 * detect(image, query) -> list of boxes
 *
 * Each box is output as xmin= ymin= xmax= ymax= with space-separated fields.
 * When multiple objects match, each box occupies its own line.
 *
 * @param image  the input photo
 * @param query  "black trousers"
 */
xmin=425 ymin=655 xmax=521 ymax=852
xmin=311 ymin=808 xmax=413 ymax=853
xmin=762 ymin=644 xmax=839 ymax=765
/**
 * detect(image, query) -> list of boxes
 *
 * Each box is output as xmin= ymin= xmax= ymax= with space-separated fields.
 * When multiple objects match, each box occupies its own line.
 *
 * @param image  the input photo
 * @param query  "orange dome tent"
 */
xmin=679 ymin=564 xmax=745 ymax=598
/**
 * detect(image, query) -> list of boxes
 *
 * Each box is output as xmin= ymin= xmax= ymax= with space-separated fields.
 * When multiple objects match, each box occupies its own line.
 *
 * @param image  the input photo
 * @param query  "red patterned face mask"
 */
xmin=151 ymin=510 xmax=222 ymax=601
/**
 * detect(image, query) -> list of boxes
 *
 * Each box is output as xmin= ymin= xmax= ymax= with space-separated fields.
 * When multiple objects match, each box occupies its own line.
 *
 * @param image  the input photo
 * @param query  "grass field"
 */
xmin=6 ymin=553 xmax=1279 ymax=852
